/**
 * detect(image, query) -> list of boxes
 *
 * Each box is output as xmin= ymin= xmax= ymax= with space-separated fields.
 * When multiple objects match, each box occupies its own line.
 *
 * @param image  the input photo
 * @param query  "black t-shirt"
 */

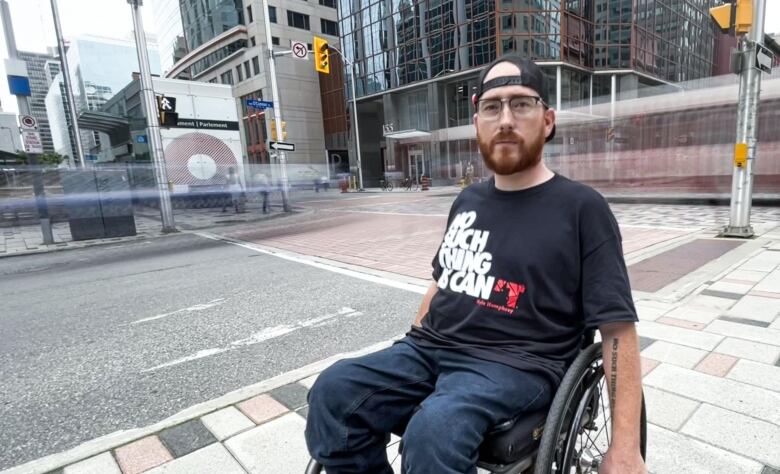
xmin=407 ymin=173 xmax=637 ymax=387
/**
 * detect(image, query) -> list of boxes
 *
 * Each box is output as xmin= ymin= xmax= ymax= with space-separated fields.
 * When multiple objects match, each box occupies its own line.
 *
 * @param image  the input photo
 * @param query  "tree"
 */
xmin=16 ymin=152 xmax=67 ymax=166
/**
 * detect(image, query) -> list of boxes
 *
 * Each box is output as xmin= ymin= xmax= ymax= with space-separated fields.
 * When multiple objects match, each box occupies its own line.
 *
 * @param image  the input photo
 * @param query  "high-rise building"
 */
xmin=338 ymin=0 xmax=721 ymax=185
xmin=152 ymin=0 xmax=187 ymax=75
xmin=44 ymin=35 xmax=161 ymax=162
xmin=167 ymin=0 xmax=347 ymax=173
xmin=18 ymin=48 xmax=59 ymax=153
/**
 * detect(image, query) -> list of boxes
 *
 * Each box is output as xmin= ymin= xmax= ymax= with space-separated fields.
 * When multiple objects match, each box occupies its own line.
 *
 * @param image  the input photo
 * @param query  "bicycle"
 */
xmin=401 ymin=177 xmax=420 ymax=191
xmin=380 ymin=178 xmax=394 ymax=192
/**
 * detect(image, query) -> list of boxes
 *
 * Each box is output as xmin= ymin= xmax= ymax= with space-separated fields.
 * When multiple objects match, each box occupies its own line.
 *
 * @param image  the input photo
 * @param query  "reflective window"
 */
xmin=287 ymin=10 xmax=311 ymax=30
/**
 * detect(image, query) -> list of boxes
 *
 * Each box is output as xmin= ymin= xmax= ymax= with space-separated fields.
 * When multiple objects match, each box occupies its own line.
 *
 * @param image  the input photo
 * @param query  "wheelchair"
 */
xmin=305 ymin=331 xmax=647 ymax=473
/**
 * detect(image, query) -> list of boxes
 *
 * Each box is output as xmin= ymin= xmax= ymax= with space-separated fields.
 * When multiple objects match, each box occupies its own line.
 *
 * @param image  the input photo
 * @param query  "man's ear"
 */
xmin=545 ymin=108 xmax=555 ymax=137
xmin=471 ymin=93 xmax=478 ymax=107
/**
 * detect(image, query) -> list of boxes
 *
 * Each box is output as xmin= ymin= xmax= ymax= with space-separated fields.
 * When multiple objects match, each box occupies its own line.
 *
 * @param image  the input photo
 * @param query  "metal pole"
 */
xmin=128 ymin=0 xmax=176 ymax=232
xmin=723 ymin=0 xmax=766 ymax=238
xmin=49 ymin=0 xmax=83 ymax=168
xmin=261 ymin=0 xmax=291 ymax=212
xmin=349 ymin=62 xmax=364 ymax=191
xmin=0 ymin=0 xmax=54 ymax=244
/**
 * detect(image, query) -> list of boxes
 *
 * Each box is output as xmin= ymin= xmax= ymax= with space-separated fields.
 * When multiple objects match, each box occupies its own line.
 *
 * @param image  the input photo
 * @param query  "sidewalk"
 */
xmin=3 ymin=224 xmax=779 ymax=474
xmin=0 ymin=203 xmax=291 ymax=258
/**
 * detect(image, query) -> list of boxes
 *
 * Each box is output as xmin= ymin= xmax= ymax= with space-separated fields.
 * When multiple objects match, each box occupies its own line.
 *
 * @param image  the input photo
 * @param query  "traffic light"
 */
xmin=270 ymin=120 xmax=287 ymax=141
xmin=159 ymin=111 xmax=178 ymax=127
xmin=709 ymin=0 xmax=752 ymax=35
xmin=734 ymin=0 xmax=753 ymax=35
xmin=314 ymin=36 xmax=330 ymax=74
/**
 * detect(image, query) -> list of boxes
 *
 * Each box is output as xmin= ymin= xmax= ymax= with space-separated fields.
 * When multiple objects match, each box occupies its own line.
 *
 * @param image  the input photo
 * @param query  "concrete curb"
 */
xmin=0 ymin=337 xmax=402 ymax=474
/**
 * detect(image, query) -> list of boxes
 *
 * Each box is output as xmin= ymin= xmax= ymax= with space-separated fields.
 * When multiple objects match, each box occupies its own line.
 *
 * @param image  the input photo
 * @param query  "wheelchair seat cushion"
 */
xmin=478 ymin=408 xmax=548 ymax=465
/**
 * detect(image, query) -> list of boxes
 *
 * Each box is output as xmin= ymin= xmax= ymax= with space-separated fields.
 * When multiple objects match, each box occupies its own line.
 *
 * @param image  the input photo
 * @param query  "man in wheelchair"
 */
xmin=305 ymin=54 xmax=647 ymax=474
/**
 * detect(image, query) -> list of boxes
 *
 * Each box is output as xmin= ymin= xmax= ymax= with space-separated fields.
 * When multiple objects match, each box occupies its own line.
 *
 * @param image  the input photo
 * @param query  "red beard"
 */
xmin=478 ymin=129 xmax=544 ymax=175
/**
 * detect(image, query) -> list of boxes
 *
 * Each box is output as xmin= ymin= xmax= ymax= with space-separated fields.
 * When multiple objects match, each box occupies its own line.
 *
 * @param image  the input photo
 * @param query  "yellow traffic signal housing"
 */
xmin=314 ymin=36 xmax=330 ymax=74
xmin=269 ymin=120 xmax=287 ymax=141
xmin=709 ymin=4 xmax=733 ymax=32
xmin=709 ymin=0 xmax=752 ymax=35
xmin=735 ymin=0 xmax=752 ymax=35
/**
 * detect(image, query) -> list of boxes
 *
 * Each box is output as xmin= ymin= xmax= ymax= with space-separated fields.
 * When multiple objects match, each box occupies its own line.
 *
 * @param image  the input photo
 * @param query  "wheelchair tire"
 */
xmin=533 ymin=343 xmax=647 ymax=474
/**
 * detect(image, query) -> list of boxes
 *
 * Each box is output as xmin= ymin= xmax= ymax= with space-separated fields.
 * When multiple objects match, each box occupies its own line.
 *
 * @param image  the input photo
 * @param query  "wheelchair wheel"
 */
xmin=533 ymin=344 xmax=647 ymax=474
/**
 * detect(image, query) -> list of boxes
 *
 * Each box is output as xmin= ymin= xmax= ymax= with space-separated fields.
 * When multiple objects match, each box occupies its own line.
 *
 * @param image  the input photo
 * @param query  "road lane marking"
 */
xmin=141 ymin=307 xmax=361 ymax=373
xmin=195 ymin=232 xmax=429 ymax=295
xmin=131 ymin=298 xmax=226 ymax=325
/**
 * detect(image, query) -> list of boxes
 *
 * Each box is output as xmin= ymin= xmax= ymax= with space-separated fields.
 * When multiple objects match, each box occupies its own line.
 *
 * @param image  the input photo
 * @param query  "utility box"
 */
xmin=60 ymin=169 xmax=137 ymax=240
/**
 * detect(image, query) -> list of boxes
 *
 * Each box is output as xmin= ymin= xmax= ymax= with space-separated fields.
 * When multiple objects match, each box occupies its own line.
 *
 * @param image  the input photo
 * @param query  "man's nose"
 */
xmin=498 ymin=102 xmax=514 ymax=132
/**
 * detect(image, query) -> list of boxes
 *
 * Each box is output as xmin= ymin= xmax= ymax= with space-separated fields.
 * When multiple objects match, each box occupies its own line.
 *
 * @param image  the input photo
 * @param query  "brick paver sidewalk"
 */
xmin=3 ymin=223 xmax=779 ymax=474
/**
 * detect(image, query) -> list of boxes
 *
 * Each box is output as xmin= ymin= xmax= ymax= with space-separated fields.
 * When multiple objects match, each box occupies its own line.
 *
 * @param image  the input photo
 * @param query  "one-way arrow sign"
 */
xmin=269 ymin=141 xmax=295 ymax=151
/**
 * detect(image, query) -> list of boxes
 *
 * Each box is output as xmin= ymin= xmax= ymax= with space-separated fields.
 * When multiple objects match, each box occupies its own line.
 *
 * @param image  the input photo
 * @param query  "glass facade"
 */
xmin=180 ymin=0 xmax=244 ymax=52
xmin=339 ymin=0 xmax=718 ymax=99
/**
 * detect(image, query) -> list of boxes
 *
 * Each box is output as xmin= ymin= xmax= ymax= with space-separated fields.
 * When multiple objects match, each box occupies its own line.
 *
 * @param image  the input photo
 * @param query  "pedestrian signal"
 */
xmin=709 ymin=0 xmax=752 ymax=35
xmin=270 ymin=120 xmax=287 ymax=141
xmin=314 ymin=36 xmax=330 ymax=74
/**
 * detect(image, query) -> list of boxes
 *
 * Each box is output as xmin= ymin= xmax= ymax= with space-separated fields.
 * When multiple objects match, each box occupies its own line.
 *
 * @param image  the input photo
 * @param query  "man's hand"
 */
xmin=600 ymin=446 xmax=646 ymax=474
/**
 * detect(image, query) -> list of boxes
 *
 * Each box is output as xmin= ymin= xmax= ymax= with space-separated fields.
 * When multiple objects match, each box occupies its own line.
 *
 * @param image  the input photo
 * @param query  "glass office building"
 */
xmin=338 ymin=0 xmax=720 ymax=185
xmin=179 ymin=0 xmax=245 ymax=76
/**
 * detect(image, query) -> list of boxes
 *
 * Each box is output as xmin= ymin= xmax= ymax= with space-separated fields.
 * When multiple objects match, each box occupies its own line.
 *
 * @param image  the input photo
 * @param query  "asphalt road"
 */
xmin=0 ymin=233 xmax=422 ymax=470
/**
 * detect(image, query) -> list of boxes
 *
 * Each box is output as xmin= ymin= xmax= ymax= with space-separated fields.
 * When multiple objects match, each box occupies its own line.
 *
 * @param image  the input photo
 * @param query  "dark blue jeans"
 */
xmin=305 ymin=338 xmax=553 ymax=474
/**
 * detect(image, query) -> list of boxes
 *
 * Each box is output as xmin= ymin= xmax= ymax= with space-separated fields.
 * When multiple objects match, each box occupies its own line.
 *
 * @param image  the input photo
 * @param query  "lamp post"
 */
xmin=127 ymin=0 xmax=176 ymax=232
xmin=326 ymin=45 xmax=363 ymax=191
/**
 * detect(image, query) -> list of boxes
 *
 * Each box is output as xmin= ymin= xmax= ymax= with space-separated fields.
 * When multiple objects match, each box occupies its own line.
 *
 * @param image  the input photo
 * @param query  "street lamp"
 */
xmin=325 ymin=45 xmax=364 ymax=192
xmin=127 ymin=0 xmax=176 ymax=232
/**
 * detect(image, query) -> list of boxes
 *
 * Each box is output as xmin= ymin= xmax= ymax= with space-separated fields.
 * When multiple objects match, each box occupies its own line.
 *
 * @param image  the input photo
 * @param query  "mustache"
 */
xmin=490 ymin=133 xmax=523 ymax=146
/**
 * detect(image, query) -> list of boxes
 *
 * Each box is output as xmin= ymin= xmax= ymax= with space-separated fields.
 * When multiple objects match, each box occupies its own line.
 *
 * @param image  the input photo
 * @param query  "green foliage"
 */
xmin=16 ymin=152 xmax=68 ymax=166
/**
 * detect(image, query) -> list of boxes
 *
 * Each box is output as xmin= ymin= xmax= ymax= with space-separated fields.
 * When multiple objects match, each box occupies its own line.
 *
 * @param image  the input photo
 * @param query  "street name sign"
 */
xmin=246 ymin=98 xmax=273 ymax=109
xmin=269 ymin=141 xmax=295 ymax=151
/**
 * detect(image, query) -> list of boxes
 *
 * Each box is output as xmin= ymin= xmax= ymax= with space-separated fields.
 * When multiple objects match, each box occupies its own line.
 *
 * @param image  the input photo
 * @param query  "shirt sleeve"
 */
xmin=580 ymin=195 xmax=638 ymax=329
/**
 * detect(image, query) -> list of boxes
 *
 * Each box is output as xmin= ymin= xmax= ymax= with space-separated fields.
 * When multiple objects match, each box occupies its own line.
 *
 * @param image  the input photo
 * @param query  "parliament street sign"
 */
xmin=246 ymin=98 xmax=273 ymax=110
xmin=269 ymin=141 xmax=295 ymax=151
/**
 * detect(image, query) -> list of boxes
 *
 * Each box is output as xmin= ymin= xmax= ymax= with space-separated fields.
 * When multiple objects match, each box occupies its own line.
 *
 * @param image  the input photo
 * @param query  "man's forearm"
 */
xmin=601 ymin=322 xmax=643 ymax=451
xmin=413 ymin=282 xmax=438 ymax=327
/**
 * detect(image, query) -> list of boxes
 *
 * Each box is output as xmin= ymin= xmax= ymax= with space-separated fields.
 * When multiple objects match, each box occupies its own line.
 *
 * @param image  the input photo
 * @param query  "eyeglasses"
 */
xmin=476 ymin=95 xmax=546 ymax=120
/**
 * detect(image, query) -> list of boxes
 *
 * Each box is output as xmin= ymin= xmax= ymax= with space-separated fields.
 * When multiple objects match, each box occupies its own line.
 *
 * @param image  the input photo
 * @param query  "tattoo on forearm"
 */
xmin=610 ymin=338 xmax=619 ymax=408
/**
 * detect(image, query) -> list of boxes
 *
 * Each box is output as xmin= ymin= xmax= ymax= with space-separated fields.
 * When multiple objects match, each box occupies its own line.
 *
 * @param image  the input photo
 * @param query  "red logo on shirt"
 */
xmin=493 ymin=279 xmax=526 ymax=309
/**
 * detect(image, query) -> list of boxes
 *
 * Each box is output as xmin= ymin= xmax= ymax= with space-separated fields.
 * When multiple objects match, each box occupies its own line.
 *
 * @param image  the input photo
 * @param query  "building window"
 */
xmin=319 ymin=0 xmax=336 ymax=7
xmin=244 ymin=60 xmax=251 ymax=78
xmin=251 ymin=36 xmax=257 ymax=47
xmin=252 ymin=56 xmax=260 ymax=75
xmin=287 ymin=11 xmax=310 ymax=30
xmin=220 ymin=70 xmax=233 ymax=85
xmin=268 ymin=6 xmax=277 ymax=23
xmin=236 ymin=65 xmax=243 ymax=82
xmin=247 ymin=5 xmax=253 ymax=23
xmin=272 ymin=36 xmax=280 ymax=46
xmin=321 ymin=19 xmax=338 ymax=36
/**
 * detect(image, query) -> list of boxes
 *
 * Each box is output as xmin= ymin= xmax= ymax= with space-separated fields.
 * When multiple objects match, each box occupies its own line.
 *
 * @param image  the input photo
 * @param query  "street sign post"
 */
xmin=291 ymin=41 xmax=308 ymax=60
xmin=269 ymin=141 xmax=295 ymax=151
xmin=246 ymin=98 xmax=273 ymax=110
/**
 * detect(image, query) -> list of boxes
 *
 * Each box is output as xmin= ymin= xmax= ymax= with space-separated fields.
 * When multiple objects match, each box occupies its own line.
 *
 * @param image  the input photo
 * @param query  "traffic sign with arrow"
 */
xmin=269 ymin=141 xmax=295 ymax=151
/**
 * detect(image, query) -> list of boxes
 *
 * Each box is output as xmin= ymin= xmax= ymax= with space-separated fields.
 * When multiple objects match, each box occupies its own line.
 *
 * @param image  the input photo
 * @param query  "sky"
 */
xmin=0 ymin=0 xmax=779 ymax=115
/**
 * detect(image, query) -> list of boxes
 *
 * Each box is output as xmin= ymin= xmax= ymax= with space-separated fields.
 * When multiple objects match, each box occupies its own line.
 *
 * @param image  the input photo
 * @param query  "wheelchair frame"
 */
xmin=305 ymin=333 xmax=647 ymax=474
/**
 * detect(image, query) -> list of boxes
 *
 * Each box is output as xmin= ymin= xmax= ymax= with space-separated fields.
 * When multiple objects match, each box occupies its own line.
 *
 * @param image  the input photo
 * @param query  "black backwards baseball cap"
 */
xmin=473 ymin=54 xmax=556 ymax=142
